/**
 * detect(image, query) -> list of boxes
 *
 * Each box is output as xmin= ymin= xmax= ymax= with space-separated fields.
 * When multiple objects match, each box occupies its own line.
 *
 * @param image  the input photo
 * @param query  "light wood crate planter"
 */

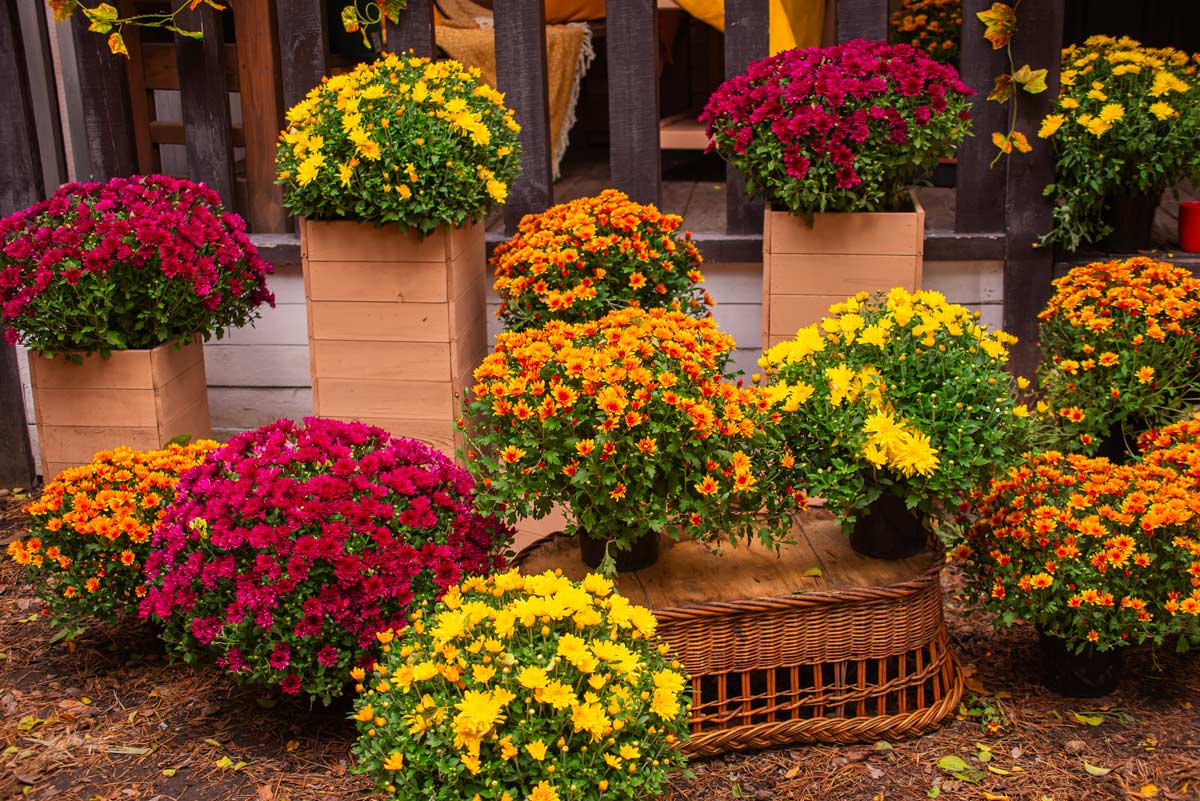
xmin=763 ymin=191 xmax=925 ymax=349
xmin=300 ymin=219 xmax=488 ymax=458
xmin=516 ymin=509 xmax=962 ymax=755
xmin=29 ymin=336 xmax=211 ymax=479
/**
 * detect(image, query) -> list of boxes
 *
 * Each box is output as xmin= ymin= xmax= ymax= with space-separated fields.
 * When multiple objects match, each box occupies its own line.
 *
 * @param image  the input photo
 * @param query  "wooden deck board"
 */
xmin=514 ymin=510 xmax=938 ymax=610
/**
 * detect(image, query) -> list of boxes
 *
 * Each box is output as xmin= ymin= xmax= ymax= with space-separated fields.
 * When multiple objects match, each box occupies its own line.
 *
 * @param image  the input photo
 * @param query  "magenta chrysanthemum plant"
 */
xmin=701 ymin=39 xmax=973 ymax=216
xmin=141 ymin=418 xmax=511 ymax=703
xmin=0 ymin=174 xmax=274 ymax=355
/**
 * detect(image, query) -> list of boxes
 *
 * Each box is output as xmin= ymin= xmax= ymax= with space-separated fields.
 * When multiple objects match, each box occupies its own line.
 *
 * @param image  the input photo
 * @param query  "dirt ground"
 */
xmin=1 ymin=494 xmax=1197 ymax=801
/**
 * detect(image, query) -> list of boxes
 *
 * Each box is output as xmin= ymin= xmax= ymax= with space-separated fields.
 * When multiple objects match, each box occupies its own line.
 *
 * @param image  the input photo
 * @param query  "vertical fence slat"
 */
xmin=0 ymin=0 xmax=40 ymax=487
xmin=234 ymin=0 xmax=288 ymax=232
xmin=724 ymin=0 xmax=768 ymax=234
xmin=275 ymin=0 xmax=327 ymax=111
xmin=1003 ymin=3 xmax=1064 ymax=380
xmin=836 ymin=0 xmax=888 ymax=42
xmin=384 ymin=0 xmax=435 ymax=58
xmin=174 ymin=3 xmax=237 ymax=209
xmin=955 ymin=0 xmax=1009 ymax=233
xmin=494 ymin=0 xmax=553 ymax=234
xmin=69 ymin=13 xmax=138 ymax=179
xmin=606 ymin=0 xmax=660 ymax=207
xmin=17 ymin=0 xmax=67 ymax=189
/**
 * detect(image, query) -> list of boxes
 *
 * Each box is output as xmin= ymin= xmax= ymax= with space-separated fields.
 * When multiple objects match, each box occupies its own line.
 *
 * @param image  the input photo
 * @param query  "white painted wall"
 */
xmin=17 ymin=258 xmax=1004 ymax=473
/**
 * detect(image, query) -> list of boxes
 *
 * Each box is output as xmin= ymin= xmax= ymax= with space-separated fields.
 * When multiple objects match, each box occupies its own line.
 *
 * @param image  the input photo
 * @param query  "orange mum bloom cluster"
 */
xmin=1139 ymin=415 xmax=1200 ymax=489
xmin=7 ymin=441 xmax=218 ymax=626
xmin=1036 ymin=257 xmax=1200 ymax=454
xmin=462 ymin=307 xmax=794 ymax=553
xmin=961 ymin=451 xmax=1200 ymax=652
xmin=491 ymin=190 xmax=711 ymax=332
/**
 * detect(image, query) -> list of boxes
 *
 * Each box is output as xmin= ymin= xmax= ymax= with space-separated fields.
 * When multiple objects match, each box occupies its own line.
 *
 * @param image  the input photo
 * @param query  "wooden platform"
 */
xmin=516 ymin=509 xmax=936 ymax=611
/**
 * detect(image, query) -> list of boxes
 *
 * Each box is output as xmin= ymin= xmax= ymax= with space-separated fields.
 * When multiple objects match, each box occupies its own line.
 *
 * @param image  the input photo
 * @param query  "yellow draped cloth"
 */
xmin=659 ymin=0 xmax=824 ymax=54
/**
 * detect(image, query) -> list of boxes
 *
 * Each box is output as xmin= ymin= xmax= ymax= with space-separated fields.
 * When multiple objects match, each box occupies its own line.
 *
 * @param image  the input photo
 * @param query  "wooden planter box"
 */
xmin=29 ymin=336 xmax=211 ymax=479
xmin=763 ymin=191 xmax=925 ymax=349
xmin=515 ymin=510 xmax=962 ymax=755
xmin=300 ymin=219 xmax=488 ymax=458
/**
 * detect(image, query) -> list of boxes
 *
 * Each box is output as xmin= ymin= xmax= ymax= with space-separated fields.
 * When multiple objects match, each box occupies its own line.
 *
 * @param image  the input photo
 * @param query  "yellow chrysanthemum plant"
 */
xmin=1038 ymin=35 xmax=1200 ymax=250
xmin=758 ymin=288 xmax=1031 ymax=558
xmin=350 ymin=569 xmax=691 ymax=801
xmin=461 ymin=307 xmax=795 ymax=573
xmin=275 ymin=52 xmax=521 ymax=234
xmin=1033 ymin=258 xmax=1200 ymax=460
xmin=6 ymin=441 xmax=219 ymax=640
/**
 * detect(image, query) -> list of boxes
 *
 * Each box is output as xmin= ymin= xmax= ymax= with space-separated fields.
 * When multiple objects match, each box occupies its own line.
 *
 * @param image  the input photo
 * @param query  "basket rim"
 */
xmin=510 ymin=530 xmax=946 ymax=623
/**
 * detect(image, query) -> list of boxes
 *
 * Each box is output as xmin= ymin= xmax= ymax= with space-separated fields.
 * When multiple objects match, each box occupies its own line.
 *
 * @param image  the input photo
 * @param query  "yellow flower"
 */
xmin=337 ymin=163 xmax=354 ymax=187
xmin=525 ymin=739 xmax=548 ymax=761
xmin=296 ymin=154 xmax=323 ymax=186
xmin=1038 ymin=114 xmax=1065 ymax=138
xmin=1060 ymin=97 xmax=1080 ymax=109
xmin=517 ymin=665 xmax=549 ymax=689
xmin=1149 ymin=101 xmax=1178 ymax=120
xmin=528 ymin=781 xmax=560 ymax=801
xmin=1012 ymin=404 xmax=1030 ymax=418
xmin=383 ymin=752 xmax=405 ymax=771
xmin=1098 ymin=103 xmax=1124 ymax=123
xmin=487 ymin=179 xmax=508 ymax=204
xmin=1137 ymin=366 xmax=1156 ymax=383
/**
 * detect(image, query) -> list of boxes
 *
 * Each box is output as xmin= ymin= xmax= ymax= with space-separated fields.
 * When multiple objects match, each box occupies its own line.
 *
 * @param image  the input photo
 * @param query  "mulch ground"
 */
xmin=1 ymin=493 xmax=1198 ymax=801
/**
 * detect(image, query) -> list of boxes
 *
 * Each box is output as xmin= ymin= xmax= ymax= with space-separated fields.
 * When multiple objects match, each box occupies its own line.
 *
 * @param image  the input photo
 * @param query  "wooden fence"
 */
xmin=1 ymin=0 xmax=1067 ymax=486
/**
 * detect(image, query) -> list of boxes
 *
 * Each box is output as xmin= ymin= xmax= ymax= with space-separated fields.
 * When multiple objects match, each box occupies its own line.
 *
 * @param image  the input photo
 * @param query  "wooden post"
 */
xmin=955 ymin=0 xmax=1009 ymax=233
xmin=275 ymin=0 xmax=327 ymax=111
xmin=16 ymin=0 xmax=68 ymax=190
xmin=233 ymin=0 xmax=288 ymax=232
xmin=1003 ymin=2 xmax=1063 ymax=381
xmin=69 ymin=12 xmax=138 ymax=179
xmin=836 ymin=0 xmax=888 ymax=42
xmin=174 ymin=2 xmax=237 ymax=209
xmin=384 ymin=0 xmax=435 ymax=58
xmin=494 ymin=0 xmax=553 ymax=234
xmin=0 ymin=0 xmax=40 ymax=488
xmin=724 ymin=0 xmax=768 ymax=234
xmin=606 ymin=0 xmax=660 ymax=207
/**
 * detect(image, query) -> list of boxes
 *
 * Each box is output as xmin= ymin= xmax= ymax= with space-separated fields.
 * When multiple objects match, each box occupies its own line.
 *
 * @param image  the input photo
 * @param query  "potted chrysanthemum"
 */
xmin=701 ymin=40 xmax=973 ymax=346
xmin=461 ymin=307 xmax=793 ymax=573
xmin=277 ymin=52 xmax=522 ymax=456
xmin=758 ymin=288 xmax=1030 ymax=558
xmin=0 ymin=175 xmax=273 ymax=476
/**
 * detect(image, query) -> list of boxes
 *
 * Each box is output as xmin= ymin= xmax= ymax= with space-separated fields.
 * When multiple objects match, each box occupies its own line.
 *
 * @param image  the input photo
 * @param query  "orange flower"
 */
xmin=694 ymin=476 xmax=719 ymax=496
xmin=499 ymin=446 xmax=526 ymax=464
xmin=636 ymin=438 xmax=656 ymax=455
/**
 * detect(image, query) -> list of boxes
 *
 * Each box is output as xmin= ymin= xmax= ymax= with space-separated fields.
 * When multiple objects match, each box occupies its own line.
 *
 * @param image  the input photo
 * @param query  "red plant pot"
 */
xmin=1180 ymin=201 xmax=1200 ymax=252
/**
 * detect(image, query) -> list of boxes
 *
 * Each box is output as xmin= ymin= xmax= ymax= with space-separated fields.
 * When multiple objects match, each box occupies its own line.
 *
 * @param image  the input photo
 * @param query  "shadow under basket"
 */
xmin=514 ymin=510 xmax=962 ymax=755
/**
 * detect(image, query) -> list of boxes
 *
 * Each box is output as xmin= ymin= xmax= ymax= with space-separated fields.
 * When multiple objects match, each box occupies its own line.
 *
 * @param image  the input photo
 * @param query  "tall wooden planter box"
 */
xmin=763 ymin=191 xmax=925 ymax=349
xmin=300 ymin=219 xmax=488 ymax=458
xmin=29 ymin=337 xmax=211 ymax=479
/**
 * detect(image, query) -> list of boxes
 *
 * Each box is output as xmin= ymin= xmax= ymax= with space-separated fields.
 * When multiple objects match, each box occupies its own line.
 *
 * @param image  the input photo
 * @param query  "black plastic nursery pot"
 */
xmin=1098 ymin=192 xmax=1159 ymax=253
xmin=849 ymin=492 xmax=929 ymax=560
xmin=1037 ymin=631 xmax=1124 ymax=698
xmin=578 ymin=529 xmax=661 ymax=573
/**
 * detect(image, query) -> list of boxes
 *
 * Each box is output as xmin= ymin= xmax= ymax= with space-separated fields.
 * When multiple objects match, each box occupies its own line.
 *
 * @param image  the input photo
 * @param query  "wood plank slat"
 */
xmin=494 ymin=0 xmax=553 ymax=234
xmin=148 ymin=119 xmax=245 ymax=148
xmin=723 ymin=0 xmax=768 ymax=234
xmin=606 ymin=0 xmax=661 ymax=207
xmin=1003 ymin=3 xmax=1064 ymax=381
xmin=384 ymin=0 xmax=435 ymax=58
xmin=116 ymin=2 xmax=155 ymax=175
xmin=233 ymin=0 xmax=288 ymax=233
xmin=836 ymin=0 xmax=888 ymax=42
xmin=174 ymin=2 xmax=237 ymax=209
xmin=955 ymin=0 xmax=1010 ymax=233
xmin=69 ymin=12 xmax=138 ymax=179
xmin=140 ymin=42 xmax=240 ymax=91
xmin=307 ymin=301 xmax=451 ymax=342
xmin=275 ymin=0 xmax=327 ymax=111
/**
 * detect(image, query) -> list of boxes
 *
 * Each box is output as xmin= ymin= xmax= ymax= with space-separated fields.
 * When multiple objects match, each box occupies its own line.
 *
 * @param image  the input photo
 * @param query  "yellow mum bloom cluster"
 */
xmin=8 ymin=441 xmax=219 ymax=627
xmin=758 ymin=288 xmax=1029 ymax=530
xmin=350 ymin=569 xmax=690 ymax=801
xmin=276 ymin=52 xmax=521 ymax=233
xmin=1041 ymin=36 xmax=1200 ymax=249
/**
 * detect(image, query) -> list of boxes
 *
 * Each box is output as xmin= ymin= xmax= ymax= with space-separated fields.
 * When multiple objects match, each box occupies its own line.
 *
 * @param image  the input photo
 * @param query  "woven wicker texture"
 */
xmin=514 ymin=512 xmax=964 ymax=754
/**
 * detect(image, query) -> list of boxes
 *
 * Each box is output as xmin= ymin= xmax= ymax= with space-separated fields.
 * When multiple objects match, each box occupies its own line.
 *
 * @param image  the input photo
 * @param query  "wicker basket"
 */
xmin=514 ymin=518 xmax=963 ymax=756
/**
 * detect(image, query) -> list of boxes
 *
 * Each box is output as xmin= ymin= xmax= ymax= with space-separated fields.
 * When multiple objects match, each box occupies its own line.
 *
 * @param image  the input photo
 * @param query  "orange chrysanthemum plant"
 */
xmin=1035 ymin=257 xmax=1200 ymax=458
xmin=491 ymin=190 xmax=712 ymax=332
xmin=7 ymin=441 xmax=218 ymax=638
xmin=461 ymin=307 xmax=794 ymax=572
xmin=1139 ymin=414 xmax=1200 ymax=489
xmin=960 ymin=451 xmax=1200 ymax=654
